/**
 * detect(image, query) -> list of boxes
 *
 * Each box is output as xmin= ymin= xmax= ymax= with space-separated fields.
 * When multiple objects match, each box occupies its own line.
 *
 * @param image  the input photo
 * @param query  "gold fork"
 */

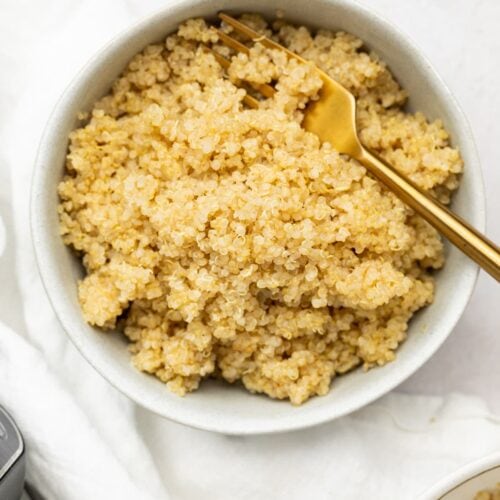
xmin=208 ymin=13 xmax=500 ymax=281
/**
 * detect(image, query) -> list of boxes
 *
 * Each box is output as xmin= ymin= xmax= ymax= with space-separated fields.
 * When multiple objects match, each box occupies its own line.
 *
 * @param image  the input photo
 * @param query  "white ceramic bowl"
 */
xmin=31 ymin=0 xmax=484 ymax=434
xmin=418 ymin=453 xmax=500 ymax=500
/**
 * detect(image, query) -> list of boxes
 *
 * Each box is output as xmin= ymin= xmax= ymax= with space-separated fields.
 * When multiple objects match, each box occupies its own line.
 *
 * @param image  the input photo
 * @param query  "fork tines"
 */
xmin=204 ymin=13 xmax=288 ymax=107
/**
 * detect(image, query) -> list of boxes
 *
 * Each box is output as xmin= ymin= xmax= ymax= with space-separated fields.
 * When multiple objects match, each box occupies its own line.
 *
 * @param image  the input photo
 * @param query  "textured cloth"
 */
xmin=0 ymin=1 xmax=499 ymax=499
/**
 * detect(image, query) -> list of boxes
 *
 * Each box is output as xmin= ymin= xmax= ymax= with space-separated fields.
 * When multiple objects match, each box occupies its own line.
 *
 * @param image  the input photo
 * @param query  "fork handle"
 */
xmin=357 ymin=147 xmax=500 ymax=281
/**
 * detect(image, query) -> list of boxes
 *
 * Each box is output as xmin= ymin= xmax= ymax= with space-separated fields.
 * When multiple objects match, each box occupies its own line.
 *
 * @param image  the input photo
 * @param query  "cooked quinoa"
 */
xmin=58 ymin=15 xmax=463 ymax=405
xmin=475 ymin=484 xmax=500 ymax=500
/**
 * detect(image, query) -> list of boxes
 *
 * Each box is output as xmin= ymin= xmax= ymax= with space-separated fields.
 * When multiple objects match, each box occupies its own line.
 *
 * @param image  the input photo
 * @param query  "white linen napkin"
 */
xmin=0 ymin=1 xmax=499 ymax=499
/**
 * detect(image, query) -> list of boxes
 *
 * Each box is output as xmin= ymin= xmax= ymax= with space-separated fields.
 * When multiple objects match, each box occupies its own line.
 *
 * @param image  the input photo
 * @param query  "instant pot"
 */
xmin=0 ymin=405 xmax=25 ymax=499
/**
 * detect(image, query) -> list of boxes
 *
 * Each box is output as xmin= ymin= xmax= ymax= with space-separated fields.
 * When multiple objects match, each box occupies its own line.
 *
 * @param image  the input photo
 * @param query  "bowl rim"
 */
xmin=30 ymin=0 xmax=485 ymax=434
xmin=417 ymin=452 xmax=500 ymax=499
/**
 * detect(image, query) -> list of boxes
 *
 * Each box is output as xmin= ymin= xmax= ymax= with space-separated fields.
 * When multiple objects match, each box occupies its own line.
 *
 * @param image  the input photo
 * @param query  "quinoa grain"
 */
xmin=58 ymin=16 xmax=462 ymax=405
